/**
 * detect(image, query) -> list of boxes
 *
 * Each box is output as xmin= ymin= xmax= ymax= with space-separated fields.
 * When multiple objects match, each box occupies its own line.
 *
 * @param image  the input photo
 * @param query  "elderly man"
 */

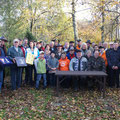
xmin=69 ymin=50 xmax=88 ymax=91
xmin=7 ymin=39 xmax=24 ymax=90
xmin=87 ymin=50 xmax=106 ymax=72
xmin=107 ymin=42 xmax=120 ymax=88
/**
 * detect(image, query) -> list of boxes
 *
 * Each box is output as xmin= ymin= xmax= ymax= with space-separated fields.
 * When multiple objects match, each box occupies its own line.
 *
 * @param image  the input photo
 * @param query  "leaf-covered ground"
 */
xmin=0 ymin=78 xmax=120 ymax=120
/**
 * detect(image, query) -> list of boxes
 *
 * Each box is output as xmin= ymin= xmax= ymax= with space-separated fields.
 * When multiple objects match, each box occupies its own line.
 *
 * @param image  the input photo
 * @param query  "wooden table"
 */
xmin=55 ymin=71 xmax=107 ymax=98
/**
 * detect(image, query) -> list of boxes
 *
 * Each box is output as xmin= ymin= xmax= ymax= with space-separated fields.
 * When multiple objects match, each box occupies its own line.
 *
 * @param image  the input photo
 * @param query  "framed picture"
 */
xmin=15 ymin=57 xmax=27 ymax=67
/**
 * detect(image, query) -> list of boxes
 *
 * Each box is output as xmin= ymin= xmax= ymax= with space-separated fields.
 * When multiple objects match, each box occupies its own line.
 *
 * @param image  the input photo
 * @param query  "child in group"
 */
xmin=34 ymin=51 xmax=47 ymax=89
xmin=47 ymin=51 xmax=59 ymax=87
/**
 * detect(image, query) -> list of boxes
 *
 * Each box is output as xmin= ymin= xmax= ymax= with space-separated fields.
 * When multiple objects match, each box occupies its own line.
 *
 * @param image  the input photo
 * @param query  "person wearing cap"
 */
xmin=76 ymin=39 xmax=82 ymax=50
xmin=0 ymin=40 xmax=6 ymax=93
xmin=55 ymin=44 xmax=63 ymax=60
xmin=107 ymin=42 xmax=120 ymax=88
xmin=0 ymin=37 xmax=7 ymax=56
xmin=47 ymin=51 xmax=59 ymax=87
xmin=25 ymin=41 xmax=39 ymax=86
xmin=66 ymin=46 xmax=76 ymax=60
xmin=7 ymin=39 xmax=24 ymax=91
xmin=34 ymin=51 xmax=47 ymax=89
xmin=99 ymin=46 xmax=108 ymax=66
xmin=69 ymin=41 xmax=74 ymax=48
xmin=69 ymin=49 xmax=88 ymax=91
xmin=59 ymin=52 xmax=70 ymax=88
xmin=86 ymin=40 xmax=94 ymax=55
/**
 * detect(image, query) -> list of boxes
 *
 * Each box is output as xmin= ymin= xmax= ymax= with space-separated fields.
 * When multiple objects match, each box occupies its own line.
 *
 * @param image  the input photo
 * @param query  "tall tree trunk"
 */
xmin=116 ymin=3 xmax=119 ymax=42
xmin=101 ymin=0 xmax=105 ymax=43
xmin=72 ymin=0 xmax=78 ymax=47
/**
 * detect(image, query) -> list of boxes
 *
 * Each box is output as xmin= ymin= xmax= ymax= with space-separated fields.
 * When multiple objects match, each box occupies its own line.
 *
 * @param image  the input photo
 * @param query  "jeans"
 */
xmin=36 ymin=73 xmax=47 ymax=88
xmin=0 ymin=67 xmax=3 ymax=91
xmin=10 ymin=65 xmax=22 ymax=90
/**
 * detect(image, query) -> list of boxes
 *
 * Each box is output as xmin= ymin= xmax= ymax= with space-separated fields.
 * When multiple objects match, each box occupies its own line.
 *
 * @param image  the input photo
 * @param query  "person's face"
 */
xmin=50 ymin=42 xmax=54 ymax=47
xmin=100 ymin=48 xmax=104 ymax=53
xmin=94 ymin=46 xmax=99 ymax=51
xmin=77 ymin=52 xmax=82 ymax=59
xmin=94 ymin=51 xmax=99 ymax=58
xmin=70 ymin=43 xmax=74 ymax=47
xmin=61 ymin=54 xmax=66 ymax=59
xmin=87 ymin=43 xmax=90 ymax=47
xmin=24 ymin=40 xmax=28 ymax=45
xmin=37 ymin=43 xmax=41 ymax=49
xmin=113 ymin=43 xmax=118 ymax=50
xmin=40 ymin=53 xmax=44 ymax=58
xmin=0 ymin=41 xmax=2 ymax=46
xmin=92 ymin=43 xmax=95 ymax=48
xmin=110 ymin=44 xmax=113 ymax=49
xmin=1 ymin=41 xmax=5 ymax=45
xmin=19 ymin=40 xmax=23 ymax=46
xmin=30 ymin=42 xmax=34 ymax=48
xmin=54 ymin=41 xmax=58 ymax=46
xmin=70 ymin=50 xmax=74 ymax=54
xmin=78 ymin=41 xmax=82 ymax=46
xmin=103 ymin=43 xmax=108 ymax=49
xmin=58 ymin=47 xmax=62 ymax=51
xmin=14 ymin=41 xmax=19 ymax=48
xmin=65 ymin=42 xmax=69 ymax=48
xmin=82 ymin=45 xmax=87 ymax=50
xmin=87 ymin=52 xmax=91 ymax=58
xmin=45 ymin=50 xmax=50 ymax=55
xmin=51 ymin=53 xmax=55 ymax=58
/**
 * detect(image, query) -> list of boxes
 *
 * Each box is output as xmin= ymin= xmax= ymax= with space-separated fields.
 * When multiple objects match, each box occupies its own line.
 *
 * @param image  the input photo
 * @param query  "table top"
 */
xmin=55 ymin=71 xmax=107 ymax=76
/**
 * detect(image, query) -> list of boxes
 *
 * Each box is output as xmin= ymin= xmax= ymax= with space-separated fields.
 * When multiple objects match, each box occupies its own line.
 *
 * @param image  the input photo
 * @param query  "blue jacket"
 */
xmin=0 ymin=47 xmax=5 ymax=57
xmin=107 ymin=49 xmax=120 ymax=68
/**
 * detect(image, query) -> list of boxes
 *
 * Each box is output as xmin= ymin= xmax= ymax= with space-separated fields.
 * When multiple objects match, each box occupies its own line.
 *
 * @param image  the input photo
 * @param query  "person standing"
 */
xmin=7 ymin=39 xmax=24 ymax=90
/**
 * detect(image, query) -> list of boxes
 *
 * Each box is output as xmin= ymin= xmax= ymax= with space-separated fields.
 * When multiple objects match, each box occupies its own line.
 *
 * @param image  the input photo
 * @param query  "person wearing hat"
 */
xmin=69 ymin=49 xmax=88 ymax=91
xmin=55 ymin=44 xmax=63 ymax=60
xmin=7 ymin=39 xmax=24 ymax=91
xmin=66 ymin=46 xmax=76 ymax=60
xmin=0 ymin=37 xmax=8 ymax=56
xmin=0 ymin=40 xmax=6 ymax=93
xmin=34 ymin=51 xmax=47 ymax=89
xmin=107 ymin=42 xmax=120 ymax=88
xmin=86 ymin=40 xmax=94 ymax=55
xmin=47 ymin=51 xmax=59 ymax=87
xmin=76 ymin=39 xmax=82 ymax=50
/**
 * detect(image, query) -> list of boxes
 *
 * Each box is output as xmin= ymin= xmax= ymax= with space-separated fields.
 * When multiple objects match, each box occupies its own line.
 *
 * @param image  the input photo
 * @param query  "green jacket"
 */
xmin=35 ymin=58 xmax=46 ymax=74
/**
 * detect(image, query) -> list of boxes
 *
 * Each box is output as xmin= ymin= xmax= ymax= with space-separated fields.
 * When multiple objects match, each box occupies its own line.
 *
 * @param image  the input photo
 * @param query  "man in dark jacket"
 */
xmin=7 ymin=39 xmax=24 ymax=90
xmin=0 ymin=40 xmax=5 ymax=93
xmin=87 ymin=50 xmax=106 ymax=72
xmin=107 ymin=42 xmax=120 ymax=88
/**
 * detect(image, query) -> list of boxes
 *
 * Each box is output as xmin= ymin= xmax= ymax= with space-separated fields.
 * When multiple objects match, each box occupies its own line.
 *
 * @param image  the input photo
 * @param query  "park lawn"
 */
xmin=0 ymin=82 xmax=120 ymax=120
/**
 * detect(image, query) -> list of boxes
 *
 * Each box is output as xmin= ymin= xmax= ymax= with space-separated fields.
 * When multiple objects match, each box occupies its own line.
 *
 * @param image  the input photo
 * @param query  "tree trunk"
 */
xmin=72 ymin=0 xmax=78 ymax=47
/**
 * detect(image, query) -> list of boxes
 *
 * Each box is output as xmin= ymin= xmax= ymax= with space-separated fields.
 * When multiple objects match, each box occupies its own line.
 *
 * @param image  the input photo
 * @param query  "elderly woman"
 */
xmin=7 ymin=39 xmax=24 ymax=90
xmin=81 ymin=42 xmax=88 ymax=57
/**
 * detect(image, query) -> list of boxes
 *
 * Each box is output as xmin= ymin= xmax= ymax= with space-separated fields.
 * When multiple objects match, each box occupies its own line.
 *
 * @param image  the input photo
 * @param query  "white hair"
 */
xmin=81 ymin=42 xmax=88 ymax=49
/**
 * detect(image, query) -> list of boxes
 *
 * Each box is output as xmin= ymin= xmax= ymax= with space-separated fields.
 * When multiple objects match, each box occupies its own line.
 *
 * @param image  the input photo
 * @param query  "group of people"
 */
xmin=0 ymin=37 xmax=120 ymax=93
